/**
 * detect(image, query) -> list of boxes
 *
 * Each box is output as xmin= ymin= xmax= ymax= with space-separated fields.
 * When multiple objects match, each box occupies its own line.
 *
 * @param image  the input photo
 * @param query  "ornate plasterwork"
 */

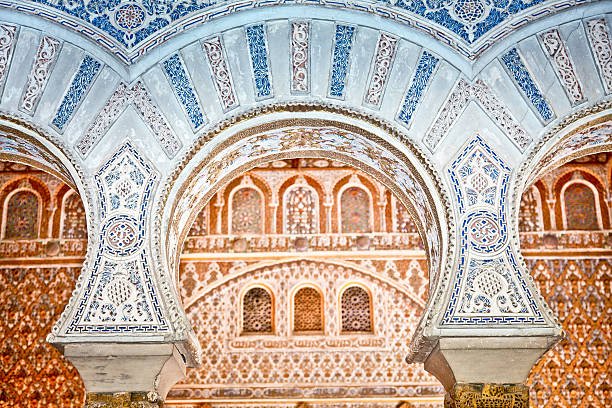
xmin=246 ymin=24 xmax=273 ymax=100
xmin=424 ymin=78 xmax=530 ymax=152
xmin=0 ymin=23 xmax=17 ymax=95
xmin=397 ymin=51 xmax=439 ymax=127
xmin=0 ymin=0 xmax=594 ymax=63
xmin=586 ymin=18 xmax=612 ymax=95
xmin=364 ymin=33 xmax=398 ymax=108
xmin=501 ymin=48 xmax=554 ymax=123
xmin=539 ymin=29 xmax=585 ymax=105
xmin=329 ymin=25 xmax=356 ymax=99
xmin=290 ymin=21 xmax=310 ymax=94
xmin=162 ymin=53 xmax=206 ymax=130
xmin=201 ymin=36 xmax=239 ymax=112
xmin=442 ymin=135 xmax=546 ymax=325
xmin=51 ymin=55 xmax=102 ymax=132
xmin=19 ymin=35 xmax=62 ymax=115
xmin=75 ymin=81 xmax=182 ymax=158
xmin=64 ymin=140 xmax=169 ymax=334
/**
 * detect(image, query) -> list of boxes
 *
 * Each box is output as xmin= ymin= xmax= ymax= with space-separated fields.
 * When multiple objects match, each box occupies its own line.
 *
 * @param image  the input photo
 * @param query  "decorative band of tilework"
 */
xmin=20 ymin=35 xmax=62 ymax=115
xmin=329 ymin=24 xmax=355 ymax=99
xmin=501 ymin=48 xmax=554 ymax=122
xmin=245 ymin=24 xmax=272 ymax=99
xmin=397 ymin=50 xmax=439 ymax=127
xmin=52 ymin=55 xmax=101 ymax=131
xmin=162 ymin=53 xmax=206 ymax=130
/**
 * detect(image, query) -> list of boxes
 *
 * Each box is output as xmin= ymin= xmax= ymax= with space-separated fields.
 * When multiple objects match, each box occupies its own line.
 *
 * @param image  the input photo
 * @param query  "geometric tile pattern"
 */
xmin=443 ymin=135 xmax=545 ymax=325
xmin=527 ymin=259 xmax=612 ymax=408
xmin=0 ymin=266 xmax=85 ymax=407
xmin=66 ymin=141 xmax=169 ymax=334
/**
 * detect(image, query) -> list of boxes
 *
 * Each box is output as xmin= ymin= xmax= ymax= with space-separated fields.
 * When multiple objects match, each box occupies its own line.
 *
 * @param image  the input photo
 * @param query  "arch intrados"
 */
xmin=162 ymin=111 xmax=449 ymax=292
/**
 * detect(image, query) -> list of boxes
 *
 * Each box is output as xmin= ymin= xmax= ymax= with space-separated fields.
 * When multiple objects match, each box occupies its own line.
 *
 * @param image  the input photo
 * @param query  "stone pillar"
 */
xmin=423 ymin=336 xmax=556 ymax=408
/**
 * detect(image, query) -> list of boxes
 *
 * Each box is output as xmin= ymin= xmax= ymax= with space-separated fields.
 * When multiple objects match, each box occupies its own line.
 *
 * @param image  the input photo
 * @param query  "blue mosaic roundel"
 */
xmin=114 ymin=4 xmax=145 ymax=31
xmin=462 ymin=210 xmax=507 ymax=254
xmin=453 ymin=0 xmax=486 ymax=24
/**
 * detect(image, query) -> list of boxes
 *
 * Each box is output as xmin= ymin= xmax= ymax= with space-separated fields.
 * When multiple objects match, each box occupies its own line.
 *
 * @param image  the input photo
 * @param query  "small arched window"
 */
xmin=231 ymin=187 xmax=263 ymax=234
xmin=284 ymin=176 xmax=318 ymax=234
xmin=340 ymin=186 xmax=371 ymax=233
xmin=563 ymin=182 xmax=599 ymax=230
xmin=242 ymin=286 xmax=273 ymax=334
xmin=5 ymin=190 xmax=39 ymax=239
xmin=293 ymin=286 xmax=323 ymax=333
xmin=61 ymin=191 xmax=87 ymax=239
xmin=340 ymin=285 xmax=372 ymax=333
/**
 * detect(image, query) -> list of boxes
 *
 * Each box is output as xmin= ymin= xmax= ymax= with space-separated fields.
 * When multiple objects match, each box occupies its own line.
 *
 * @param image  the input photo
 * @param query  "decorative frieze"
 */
xmin=363 ymin=32 xmax=398 ymax=108
xmin=449 ymin=383 xmax=529 ymax=408
xmin=539 ymin=29 xmax=585 ymax=105
xmin=20 ymin=35 xmax=61 ymax=114
xmin=586 ymin=18 xmax=612 ymax=94
xmin=75 ymin=81 xmax=181 ymax=158
xmin=201 ymin=36 xmax=238 ymax=111
xmin=290 ymin=21 xmax=310 ymax=93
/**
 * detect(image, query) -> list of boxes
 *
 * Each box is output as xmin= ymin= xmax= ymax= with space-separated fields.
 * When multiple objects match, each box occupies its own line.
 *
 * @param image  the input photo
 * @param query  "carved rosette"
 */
xmin=447 ymin=383 xmax=529 ymax=408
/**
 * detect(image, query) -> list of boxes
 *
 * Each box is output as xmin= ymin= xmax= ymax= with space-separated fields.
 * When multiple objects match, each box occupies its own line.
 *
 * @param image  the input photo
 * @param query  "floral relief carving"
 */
xmin=364 ymin=32 xmax=398 ymax=108
xmin=291 ymin=21 xmax=310 ymax=93
xmin=20 ymin=35 xmax=61 ymax=114
xmin=201 ymin=36 xmax=238 ymax=111
xmin=586 ymin=18 xmax=612 ymax=94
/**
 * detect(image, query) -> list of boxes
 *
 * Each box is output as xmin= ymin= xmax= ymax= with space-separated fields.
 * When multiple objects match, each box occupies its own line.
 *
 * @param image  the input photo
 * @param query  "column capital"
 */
xmin=446 ymin=383 xmax=529 ymax=408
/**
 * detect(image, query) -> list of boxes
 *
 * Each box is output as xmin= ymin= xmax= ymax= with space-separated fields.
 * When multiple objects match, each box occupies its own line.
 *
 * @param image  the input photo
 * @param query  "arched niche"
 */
xmin=158 ymin=106 xmax=452 ymax=309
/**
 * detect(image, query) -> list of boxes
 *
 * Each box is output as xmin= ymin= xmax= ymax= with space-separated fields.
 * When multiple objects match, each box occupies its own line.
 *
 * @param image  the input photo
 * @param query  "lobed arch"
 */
xmin=335 ymin=173 xmax=376 ymax=234
xmin=160 ymin=107 xmax=452 ymax=303
xmin=280 ymin=174 xmax=323 ymax=234
xmin=226 ymin=174 xmax=268 ymax=235
xmin=1 ymin=185 xmax=42 ymax=240
xmin=557 ymin=174 xmax=608 ymax=231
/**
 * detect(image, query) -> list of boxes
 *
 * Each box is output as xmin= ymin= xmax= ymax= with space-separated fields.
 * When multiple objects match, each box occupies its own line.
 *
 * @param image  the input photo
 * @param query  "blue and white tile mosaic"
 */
xmin=329 ymin=24 xmax=356 ymax=99
xmin=397 ymin=51 xmax=439 ymax=127
xmin=52 ymin=55 xmax=101 ymax=132
xmin=501 ymin=48 xmax=554 ymax=122
xmin=443 ymin=135 xmax=545 ymax=325
xmin=162 ymin=53 xmax=206 ymax=130
xmin=67 ymin=141 xmax=169 ymax=334
xmin=245 ymin=24 xmax=272 ymax=100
